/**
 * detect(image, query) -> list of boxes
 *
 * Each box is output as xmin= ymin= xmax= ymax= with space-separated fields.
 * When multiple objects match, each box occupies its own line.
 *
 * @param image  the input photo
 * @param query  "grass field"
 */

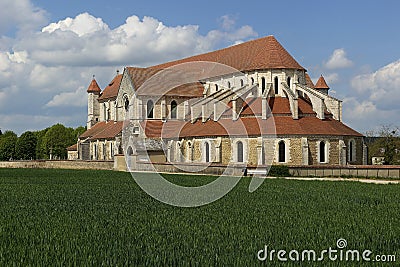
xmin=0 ymin=168 xmax=400 ymax=266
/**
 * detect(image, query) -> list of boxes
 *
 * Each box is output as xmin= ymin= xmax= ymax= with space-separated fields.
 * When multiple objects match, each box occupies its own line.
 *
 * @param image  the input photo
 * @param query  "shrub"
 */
xmin=268 ymin=165 xmax=290 ymax=177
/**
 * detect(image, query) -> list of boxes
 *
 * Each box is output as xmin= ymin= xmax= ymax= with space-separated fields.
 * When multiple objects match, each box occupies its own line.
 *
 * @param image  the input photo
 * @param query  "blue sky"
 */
xmin=1 ymin=0 xmax=400 ymax=134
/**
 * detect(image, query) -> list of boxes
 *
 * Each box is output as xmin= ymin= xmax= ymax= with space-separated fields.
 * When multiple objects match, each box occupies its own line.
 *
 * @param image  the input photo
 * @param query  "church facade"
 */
xmin=74 ymin=36 xmax=366 ymax=168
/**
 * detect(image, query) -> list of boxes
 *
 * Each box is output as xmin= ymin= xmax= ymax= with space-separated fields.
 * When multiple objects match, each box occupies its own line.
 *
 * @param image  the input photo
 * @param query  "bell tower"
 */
xmin=87 ymin=75 xmax=101 ymax=129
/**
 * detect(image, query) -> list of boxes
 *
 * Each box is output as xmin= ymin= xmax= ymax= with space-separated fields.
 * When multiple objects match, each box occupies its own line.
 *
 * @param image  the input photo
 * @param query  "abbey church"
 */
xmin=71 ymin=36 xmax=366 ymax=168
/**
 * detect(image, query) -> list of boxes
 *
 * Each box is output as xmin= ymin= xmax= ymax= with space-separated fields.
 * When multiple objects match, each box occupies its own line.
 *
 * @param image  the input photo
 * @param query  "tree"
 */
xmin=378 ymin=125 xmax=399 ymax=165
xmin=43 ymin=124 xmax=75 ymax=159
xmin=0 ymin=131 xmax=17 ymax=160
xmin=367 ymin=125 xmax=400 ymax=165
xmin=15 ymin=131 xmax=37 ymax=160
xmin=34 ymin=128 xmax=49 ymax=159
xmin=74 ymin=126 xmax=86 ymax=139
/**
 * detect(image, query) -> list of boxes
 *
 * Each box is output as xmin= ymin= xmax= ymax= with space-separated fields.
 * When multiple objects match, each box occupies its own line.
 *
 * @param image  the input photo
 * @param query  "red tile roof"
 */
xmin=87 ymin=78 xmax=101 ymax=94
xmin=98 ymin=74 xmax=123 ymax=100
xmin=126 ymin=67 xmax=204 ymax=97
xmin=101 ymin=36 xmax=305 ymax=100
xmin=153 ymin=36 xmax=305 ymax=71
xmin=79 ymin=121 xmax=123 ymax=140
xmin=305 ymin=73 xmax=315 ymax=89
xmin=315 ymin=75 xmax=330 ymax=89
xmin=141 ymin=115 xmax=362 ymax=138
xmin=67 ymin=143 xmax=77 ymax=151
xmin=138 ymin=96 xmax=362 ymax=138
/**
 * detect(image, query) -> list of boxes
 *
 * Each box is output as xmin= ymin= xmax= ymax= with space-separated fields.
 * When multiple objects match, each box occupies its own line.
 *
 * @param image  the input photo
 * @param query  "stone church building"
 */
xmin=72 ymin=36 xmax=366 ymax=168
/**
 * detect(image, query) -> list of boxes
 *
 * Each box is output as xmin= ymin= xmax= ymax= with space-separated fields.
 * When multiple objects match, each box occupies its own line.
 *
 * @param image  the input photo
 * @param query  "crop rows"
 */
xmin=0 ymin=168 xmax=400 ymax=266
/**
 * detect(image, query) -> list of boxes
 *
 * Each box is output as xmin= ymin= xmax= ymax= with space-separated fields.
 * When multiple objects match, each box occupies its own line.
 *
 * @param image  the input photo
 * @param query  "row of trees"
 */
xmin=365 ymin=125 xmax=399 ymax=165
xmin=0 ymin=124 xmax=85 ymax=161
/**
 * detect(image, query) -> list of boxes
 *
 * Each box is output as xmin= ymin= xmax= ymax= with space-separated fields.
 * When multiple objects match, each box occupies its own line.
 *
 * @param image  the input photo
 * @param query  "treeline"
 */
xmin=0 ymin=124 xmax=86 ymax=161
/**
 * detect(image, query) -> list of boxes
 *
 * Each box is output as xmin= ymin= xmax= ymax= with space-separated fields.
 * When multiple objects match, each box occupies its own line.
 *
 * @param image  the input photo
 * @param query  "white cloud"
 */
xmin=11 ymin=13 xmax=257 ymax=68
xmin=0 ymin=0 xmax=47 ymax=35
xmin=7 ymin=50 xmax=28 ymax=63
xmin=220 ymin=15 xmax=236 ymax=31
xmin=351 ymin=60 xmax=400 ymax=110
xmin=0 ymin=9 xmax=258 ymax=134
xmin=325 ymin=48 xmax=353 ymax=69
xmin=324 ymin=73 xmax=339 ymax=84
xmin=42 ymin=12 xmax=109 ymax=37
xmin=341 ymin=60 xmax=400 ymax=132
xmin=46 ymin=87 xmax=87 ymax=107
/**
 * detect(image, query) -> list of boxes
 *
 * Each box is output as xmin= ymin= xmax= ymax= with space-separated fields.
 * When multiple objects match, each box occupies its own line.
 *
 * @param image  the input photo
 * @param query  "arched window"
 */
xmin=237 ymin=141 xmax=244 ymax=162
xmin=227 ymin=81 xmax=231 ymax=88
xmin=215 ymin=84 xmax=219 ymax=91
xmin=171 ymin=100 xmax=177 ymax=119
xmin=278 ymin=140 xmax=285 ymax=163
xmin=287 ymin=77 xmax=291 ymax=88
xmin=261 ymin=77 xmax=266 ymax=93
xmin=319 ymin=141 xmax=326 ymax=163
xmin=107 ymin=108 xmax=111 ymax=121
xmin=240 ymin=79 xmax=244 ymax=87
xmin=251 ymin=77 xmax=254 ymax=85
xmin=102 ymin=143 xmax=106 ymax=159
xmin=103 ymin=103 xmax=107 ymax=120
xmin=204 ymin=142 xmax=210 ymax=163
xmin=349 ymin=140 xmax=354 ymax=162
xmin=147 ymin=100 xmax=154 ymax=119
xmin=127 ymin=146 xmax=133 ymax=156
xmin=124 ymin=97 xmax=129 ymax=111
xmin=274 ymin=76 xmax=279 ymax=94
xmin=94 ymin=144 xmax=98 ymax=160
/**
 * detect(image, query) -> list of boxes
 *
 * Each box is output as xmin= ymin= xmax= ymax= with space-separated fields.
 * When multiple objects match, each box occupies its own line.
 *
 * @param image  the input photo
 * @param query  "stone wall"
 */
xmin=289 ymin=165 xmax=400 ymax=179
xmin=0 ymin=160 xmax=114 ymax=170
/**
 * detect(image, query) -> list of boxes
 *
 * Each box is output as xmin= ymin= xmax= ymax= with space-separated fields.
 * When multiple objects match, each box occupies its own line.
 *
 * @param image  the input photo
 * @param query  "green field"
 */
xmin=0 ymin=168 xmax=399 ymax=266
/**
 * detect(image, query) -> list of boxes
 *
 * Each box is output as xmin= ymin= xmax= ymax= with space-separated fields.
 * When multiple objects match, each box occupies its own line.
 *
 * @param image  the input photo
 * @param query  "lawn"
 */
xmin=0 ymin=168 xmax=399 ymax=266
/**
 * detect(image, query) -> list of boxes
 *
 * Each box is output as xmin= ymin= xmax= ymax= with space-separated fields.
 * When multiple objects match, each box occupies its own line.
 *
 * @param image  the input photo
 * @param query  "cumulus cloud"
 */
xmin=351 ymin=60 xmax=400 ymax=110
xmin=325 ymin=48 xmax=353 ymax=69
xmin=42 ymin=13 xmax=109 ymax=37
xmin=341 ymin=60 xmax=400 ymax=132
xmin=0 ymin=6 xmax=258 ymax=133
xmin=46 ymin=87 xmax=87 ymax=107
xmin=12 ymin=13 xmax=257 ymax=68
xmin=0 ymin=0 xmax=47 ymax=35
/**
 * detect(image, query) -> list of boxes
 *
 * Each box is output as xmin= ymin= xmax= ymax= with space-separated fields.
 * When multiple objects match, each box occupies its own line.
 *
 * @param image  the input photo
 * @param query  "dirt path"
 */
xmin=265 ymin=176 xmax=400 ymax=184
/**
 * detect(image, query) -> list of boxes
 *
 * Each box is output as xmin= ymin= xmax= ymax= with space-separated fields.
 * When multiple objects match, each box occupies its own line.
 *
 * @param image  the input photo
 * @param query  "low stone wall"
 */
xmin=288 ymin=165 xmax=400 ymax=179
xmin=2 ymin=157 xmax=399 ymax=179
xmin=114 ymin=155 xmax=244 ymax=176
xmin=0 ymin=160 xmax=114 ymax=170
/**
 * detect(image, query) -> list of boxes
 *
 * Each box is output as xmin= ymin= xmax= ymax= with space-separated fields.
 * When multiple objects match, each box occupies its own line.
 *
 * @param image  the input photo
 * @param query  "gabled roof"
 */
xmin=315 ymin=75 xmax=330 ymax=89
xmin=126 ymin=67 xmax=203 ymax=97
xmin=153 ymin=35 xmax=305 ymax=72
xmin=98 ymin=36 xmax=305 ymax=100
xmin=98 ymin=74 xmax=123 ymax=101
xmin=79 ymin=121 xmax=123 ymax=140
xmin=87 ymin=78 xmax=101 ymax=94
